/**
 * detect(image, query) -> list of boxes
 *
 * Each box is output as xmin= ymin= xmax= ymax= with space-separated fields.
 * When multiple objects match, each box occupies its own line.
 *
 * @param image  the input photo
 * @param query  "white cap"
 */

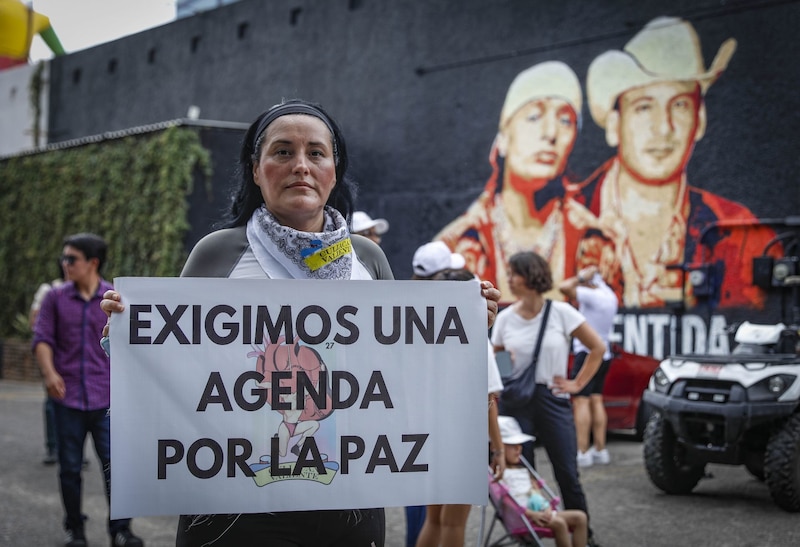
xmin=500 ymin=61 xmax=582 ymax=129
xmin=412 ymin=241 xmax=466 ymax=277
xmin=498 ymin=416 xmax=536 ymax=445
xmin=587 ymin=16 xmax=736 ymax=128
xmin=352 ymin=211 xmax=389 ymax=235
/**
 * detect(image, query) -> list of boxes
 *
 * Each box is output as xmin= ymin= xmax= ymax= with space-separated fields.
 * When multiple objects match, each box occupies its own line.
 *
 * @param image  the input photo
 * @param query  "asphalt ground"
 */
xmin=3 ymin=379 xmax=799 ymax=546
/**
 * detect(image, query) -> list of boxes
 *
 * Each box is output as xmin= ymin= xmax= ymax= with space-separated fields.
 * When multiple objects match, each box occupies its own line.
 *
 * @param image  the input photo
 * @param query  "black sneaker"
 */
xmin=65 ymin=528 xmax=87 ymax=547
xmin=110 ymin=528 xmax=144 ymax=547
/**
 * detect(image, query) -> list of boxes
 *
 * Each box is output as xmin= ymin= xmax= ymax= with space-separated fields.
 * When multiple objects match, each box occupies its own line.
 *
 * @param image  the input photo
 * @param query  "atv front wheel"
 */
xmin=634 ymin=397 xmax=654 ymax=442
xmin=643 ymin=412 xmax=705 ymax=494
xmin=764 ymin=413 xmax=800 ymax=512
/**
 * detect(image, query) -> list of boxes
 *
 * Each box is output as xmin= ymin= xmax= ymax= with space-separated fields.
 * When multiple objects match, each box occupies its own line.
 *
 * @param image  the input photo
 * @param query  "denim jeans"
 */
xmin=53 ymin=401 xmax=131 ymax=535
xmin=45 ymin=397 xmax=58 ymax=455
xmin=404 ymin=505 xmax=426 ymax=547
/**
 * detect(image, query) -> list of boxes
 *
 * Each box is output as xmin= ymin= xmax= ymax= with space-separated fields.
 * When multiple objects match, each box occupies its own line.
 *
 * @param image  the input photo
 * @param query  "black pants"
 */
xmin=176 ymin=509 xmax=385 ymax=546
xmin=54 ymin=402 xmax=132 ymax=536
xmin=499 ymin=384 xmax=589 ymax=516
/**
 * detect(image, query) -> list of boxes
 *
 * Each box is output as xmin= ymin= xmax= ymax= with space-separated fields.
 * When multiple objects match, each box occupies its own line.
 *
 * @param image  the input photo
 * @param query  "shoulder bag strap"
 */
xmin=527 ymin=299 xmax=552 ymax=376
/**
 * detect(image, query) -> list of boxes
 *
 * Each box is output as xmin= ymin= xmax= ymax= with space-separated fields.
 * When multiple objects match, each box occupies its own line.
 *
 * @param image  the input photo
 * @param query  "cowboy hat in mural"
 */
xmin=587 ymin=16 xmax=737 ymax=129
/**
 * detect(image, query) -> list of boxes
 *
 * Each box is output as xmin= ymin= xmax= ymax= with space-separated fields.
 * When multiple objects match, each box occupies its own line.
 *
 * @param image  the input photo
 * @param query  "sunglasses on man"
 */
xmin=60 ymin=254 xmax=82 ymax=265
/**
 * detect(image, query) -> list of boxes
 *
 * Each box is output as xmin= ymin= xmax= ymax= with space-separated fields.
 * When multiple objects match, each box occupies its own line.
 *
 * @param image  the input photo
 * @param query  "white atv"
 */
xmin=642 ymin=313 xmax=800 ymax=512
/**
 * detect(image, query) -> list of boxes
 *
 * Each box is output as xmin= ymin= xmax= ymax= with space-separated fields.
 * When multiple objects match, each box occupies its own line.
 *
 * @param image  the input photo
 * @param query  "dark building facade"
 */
xmin=44 ymin=0 xmax=800 ymax=356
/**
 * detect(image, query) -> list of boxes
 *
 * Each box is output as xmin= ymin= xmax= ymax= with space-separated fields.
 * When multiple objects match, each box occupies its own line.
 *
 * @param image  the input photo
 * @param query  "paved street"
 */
xmin=2 ymin=379 xmax=798 ymax=546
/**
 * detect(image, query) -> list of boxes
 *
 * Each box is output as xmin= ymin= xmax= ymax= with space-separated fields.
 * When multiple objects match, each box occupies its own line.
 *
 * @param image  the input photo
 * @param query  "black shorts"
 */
xmin=569 ymin=352 xmax=611 ymax=397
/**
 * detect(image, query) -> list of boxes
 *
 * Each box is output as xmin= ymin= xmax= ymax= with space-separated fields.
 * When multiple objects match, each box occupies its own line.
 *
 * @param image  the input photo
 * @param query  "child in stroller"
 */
xmin=493 ymin=416 xmax=588 ymax=547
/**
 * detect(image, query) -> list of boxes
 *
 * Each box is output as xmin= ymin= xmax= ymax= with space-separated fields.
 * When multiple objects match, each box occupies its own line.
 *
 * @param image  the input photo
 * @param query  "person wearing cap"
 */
xmin=569 ymin=16 xmax=777 ymax=309
xmin=559 ymin=265 xmax=618 ymax=468
xmin=497 ymin=416 xmax=588 ymax=547
xmin=435 ymin=61 xmax=586 ymax=305
xmin=411 ymin=240 xmax=467 ymax=280
xmin=352 ymin=211 xmax=389 ymax=245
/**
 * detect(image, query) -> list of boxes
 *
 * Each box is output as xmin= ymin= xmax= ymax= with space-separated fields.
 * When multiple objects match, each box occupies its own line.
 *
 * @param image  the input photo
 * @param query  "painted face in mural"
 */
xmin=501 ymin=98 xmax=578 ymax=181
xmin=252 ymin=114 xmax=337 ymax=232
xmin=610 ymin=81 xmax=706 ymax=184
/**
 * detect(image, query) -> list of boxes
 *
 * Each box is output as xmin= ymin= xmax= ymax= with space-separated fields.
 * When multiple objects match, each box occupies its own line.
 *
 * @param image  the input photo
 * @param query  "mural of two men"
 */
xmin=436 ymin=16 xmax=778 ymax=311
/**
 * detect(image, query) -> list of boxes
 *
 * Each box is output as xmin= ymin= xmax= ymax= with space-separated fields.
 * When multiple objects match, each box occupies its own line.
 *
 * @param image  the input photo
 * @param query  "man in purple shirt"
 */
xmin=32 ymin=233 xmax=143 ymax=547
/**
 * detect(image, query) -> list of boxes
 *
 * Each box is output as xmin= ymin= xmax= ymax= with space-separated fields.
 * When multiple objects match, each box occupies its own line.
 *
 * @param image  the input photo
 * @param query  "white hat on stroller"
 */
xmin=498 ymin=416 xmax=536 ymax=445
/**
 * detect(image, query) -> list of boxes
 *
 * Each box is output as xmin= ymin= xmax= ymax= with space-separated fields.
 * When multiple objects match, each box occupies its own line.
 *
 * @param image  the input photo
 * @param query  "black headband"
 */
xmin=251 ymin=103 xmax=339 ymax=163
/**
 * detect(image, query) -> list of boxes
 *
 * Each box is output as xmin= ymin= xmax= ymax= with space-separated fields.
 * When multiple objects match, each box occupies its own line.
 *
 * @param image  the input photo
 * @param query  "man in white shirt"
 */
xmin=559 ymin=265 xmax=619 ymax=466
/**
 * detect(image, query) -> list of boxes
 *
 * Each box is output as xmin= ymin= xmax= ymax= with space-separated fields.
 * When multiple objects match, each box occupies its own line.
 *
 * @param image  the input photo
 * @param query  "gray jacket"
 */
xmin=181 ymin=226 xmax=395 ymax=280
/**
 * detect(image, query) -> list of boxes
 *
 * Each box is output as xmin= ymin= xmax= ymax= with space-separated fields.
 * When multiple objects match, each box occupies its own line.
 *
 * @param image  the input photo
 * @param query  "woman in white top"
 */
xmin=491 ymin=251 xmax=604 ymax=546
xmin=559 ymin=264 xmax=619 ymax=467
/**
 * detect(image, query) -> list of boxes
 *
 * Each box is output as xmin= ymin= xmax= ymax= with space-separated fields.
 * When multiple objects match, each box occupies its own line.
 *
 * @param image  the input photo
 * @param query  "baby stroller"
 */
xmin=483 ymin=454 xmax=563 ymax=546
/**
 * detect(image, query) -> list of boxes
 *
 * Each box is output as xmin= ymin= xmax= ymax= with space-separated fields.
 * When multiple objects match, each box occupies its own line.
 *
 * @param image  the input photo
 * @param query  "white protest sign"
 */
xmin=109 ymin=277 xmax=488 ymax=518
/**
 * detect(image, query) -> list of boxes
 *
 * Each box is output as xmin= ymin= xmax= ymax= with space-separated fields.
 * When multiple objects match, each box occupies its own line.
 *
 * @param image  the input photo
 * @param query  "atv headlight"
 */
xmin=651 ymin=367 xmax=670 ymax=393
xmin=746 ymin=374 xmax=796 ymax=401
xmin=768 ymin=376 xmax=785 ymax=394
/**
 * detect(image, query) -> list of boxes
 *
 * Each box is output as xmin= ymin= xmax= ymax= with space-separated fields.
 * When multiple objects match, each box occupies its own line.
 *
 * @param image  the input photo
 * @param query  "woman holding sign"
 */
xmin=101 ymin=99 xmax=500 ymax=546
xmin=491 ymin=251 xmax=604 ymax=547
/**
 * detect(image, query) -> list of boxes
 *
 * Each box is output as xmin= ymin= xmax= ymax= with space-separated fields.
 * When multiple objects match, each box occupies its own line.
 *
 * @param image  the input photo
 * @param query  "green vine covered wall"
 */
xmin=0 ymin=126 xmax=211 ymax=338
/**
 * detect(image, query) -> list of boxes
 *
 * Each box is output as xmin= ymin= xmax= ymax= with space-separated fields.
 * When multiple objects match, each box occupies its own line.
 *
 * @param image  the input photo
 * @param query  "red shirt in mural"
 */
xmin=436 ymin=153 xmax=779 ymax=310
xmin=569 ymin=158 xmax=780 ymax=309
xmin=435 ymin=148 xmax=585 ymax=305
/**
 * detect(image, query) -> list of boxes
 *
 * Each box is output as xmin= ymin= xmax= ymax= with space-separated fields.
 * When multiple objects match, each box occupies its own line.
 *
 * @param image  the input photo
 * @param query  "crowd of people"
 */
xmin=27 ymin=95 xmax=623 ymax=547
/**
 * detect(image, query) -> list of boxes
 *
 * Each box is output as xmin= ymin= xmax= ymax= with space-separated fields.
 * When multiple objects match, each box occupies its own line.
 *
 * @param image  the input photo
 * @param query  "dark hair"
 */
xmin=432 ymin=268 xmax=476 ymax=282
xmin=223 ymin=99 xmax=355 ymax=228
xmin=63 ymin=233 xmax=107 ymax=273
xmin=56 ymin=258 xmax=67 ymax=281
xmin=508 ymin=251 xmax=552 ymax=293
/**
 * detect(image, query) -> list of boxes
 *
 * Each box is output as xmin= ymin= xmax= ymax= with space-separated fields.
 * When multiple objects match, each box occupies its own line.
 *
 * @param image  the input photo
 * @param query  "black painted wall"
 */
xmin=47 ymin=0 xmax=800 ymax=285
xmin=184 ymin=123 xmax=248 ymax=249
